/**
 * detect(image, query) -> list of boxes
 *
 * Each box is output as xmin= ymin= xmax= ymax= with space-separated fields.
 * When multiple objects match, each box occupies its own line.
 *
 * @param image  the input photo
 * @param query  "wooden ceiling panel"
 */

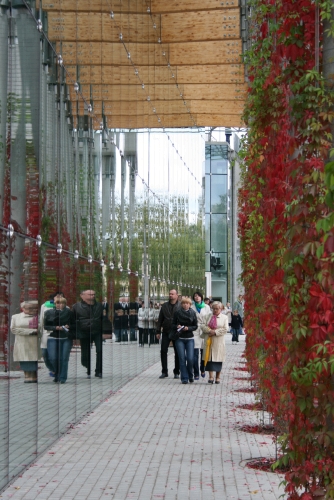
xmin=151 ymin=0 xmax=239 ymax=13
xmin=59 ymin=40 xmax=242 ymax=67
xmin=41 ymin=0 xmax=140 ymax=12
xmin=45 ymin=1 xmax=246 ymax=128
xmin=169 ymin=40 xmax=242 ymax=65
xmin=64 ymin=64 xmax=243 ymax=86
xmin=161 ymin=10 xmax=240 ymax=43
xmin=47 ymin=12 xmax=160 ymax=42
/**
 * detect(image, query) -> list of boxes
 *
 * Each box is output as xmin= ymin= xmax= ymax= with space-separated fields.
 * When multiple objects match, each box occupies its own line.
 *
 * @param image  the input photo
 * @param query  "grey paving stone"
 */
xmin=0 ymin=336 xmax=285 ymax=500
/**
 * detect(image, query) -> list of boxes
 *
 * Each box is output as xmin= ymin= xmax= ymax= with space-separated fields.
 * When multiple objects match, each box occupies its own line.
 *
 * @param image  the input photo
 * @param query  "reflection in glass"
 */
xmin=0 ymin=2 xmax=206 ymax=491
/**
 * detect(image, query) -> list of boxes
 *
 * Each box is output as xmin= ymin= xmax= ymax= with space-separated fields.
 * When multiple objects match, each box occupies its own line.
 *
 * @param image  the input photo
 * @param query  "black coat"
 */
xmin=71 ymin=300 xmax=103 ymax=339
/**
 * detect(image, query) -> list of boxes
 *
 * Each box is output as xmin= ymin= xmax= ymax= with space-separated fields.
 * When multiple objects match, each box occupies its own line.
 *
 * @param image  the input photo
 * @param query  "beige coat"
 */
xmin=11 ymin=312 xmax=39 ymax=362
xmin=191 ymin=303 xmax=211 ymax=349
xmin=200 ymin=312 xmax=228 ymax=363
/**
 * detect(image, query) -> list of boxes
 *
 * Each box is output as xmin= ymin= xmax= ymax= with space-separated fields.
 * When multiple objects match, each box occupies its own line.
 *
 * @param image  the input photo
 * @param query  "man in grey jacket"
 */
xmin=156 ymin=289 xmax=180 ymax=379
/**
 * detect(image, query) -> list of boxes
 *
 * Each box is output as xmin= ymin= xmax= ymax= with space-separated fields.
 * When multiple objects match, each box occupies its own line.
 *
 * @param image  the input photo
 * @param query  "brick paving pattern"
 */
xmin=0 ymin=337 xmax=284 ymax=499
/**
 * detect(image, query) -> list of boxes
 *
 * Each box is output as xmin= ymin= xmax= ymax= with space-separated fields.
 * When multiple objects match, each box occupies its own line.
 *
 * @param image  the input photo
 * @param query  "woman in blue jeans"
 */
xmin=172 ymin=298 xmax=198 ymax=384
xmin=44 ymin=297 xmax=73 ymax=383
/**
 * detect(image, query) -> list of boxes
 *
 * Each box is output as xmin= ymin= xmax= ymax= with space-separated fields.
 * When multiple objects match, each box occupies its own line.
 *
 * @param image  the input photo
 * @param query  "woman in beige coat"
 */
xmin=11 ymin=301 xmax=39 ymax=382
xmin=201 ymin=301 xmax=228 ymax=384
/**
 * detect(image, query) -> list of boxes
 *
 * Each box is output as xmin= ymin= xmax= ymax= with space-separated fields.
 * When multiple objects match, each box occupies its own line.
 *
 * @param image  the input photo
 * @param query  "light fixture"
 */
xmin=110 ymin=11 xmax=114 ymax=19
xmin=88 ymin=255 xmax=93 ymax=264
xmin=109 ymin=262 xmax=114 ymax=270
xmin=74 ymin=250 xmax=79 ymax=259
xmin=57 ymin=54 xmax=63 ymax=66
xmin=57 ymin=243 xmax=62 ymax=254
xmin=7 ymin=224 xmax=14 ymax=238
xmin=36 ymin=19 xmax=42 ymax=32
xmin=74 ymin=82 xmax=79 ymax=93
xmin=36 ymin=235 xmax=42 ymax=247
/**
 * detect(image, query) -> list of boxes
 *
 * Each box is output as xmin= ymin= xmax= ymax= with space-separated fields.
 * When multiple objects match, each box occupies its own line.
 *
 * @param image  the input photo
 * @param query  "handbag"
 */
xmin=168 ymin=330 xmax=179 ymax=341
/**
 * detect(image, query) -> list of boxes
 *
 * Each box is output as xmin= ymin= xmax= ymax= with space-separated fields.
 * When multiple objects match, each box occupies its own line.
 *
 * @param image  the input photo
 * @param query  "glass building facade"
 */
xmin=0 ymin=3 xmax=205 ymax=490
xmin=204 ymin=142 xmax=230 ymax=304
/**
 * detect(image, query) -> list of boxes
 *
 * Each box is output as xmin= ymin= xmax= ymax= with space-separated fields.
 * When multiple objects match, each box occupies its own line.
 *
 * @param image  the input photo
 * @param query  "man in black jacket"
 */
xmin=156 ymin=289 xmax=180 ymax=379
xmin=71 ymin=290 xmax=103 ymax=378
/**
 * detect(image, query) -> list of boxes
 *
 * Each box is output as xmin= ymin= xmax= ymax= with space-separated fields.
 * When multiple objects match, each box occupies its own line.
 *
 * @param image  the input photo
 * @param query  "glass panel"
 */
xmin=211 ymin=176 xmax=227 ymax=214
xmin=0 ymin=0 xmax=206 ymax=488
xmin=211 ymin=214 xmax=227 ymax=253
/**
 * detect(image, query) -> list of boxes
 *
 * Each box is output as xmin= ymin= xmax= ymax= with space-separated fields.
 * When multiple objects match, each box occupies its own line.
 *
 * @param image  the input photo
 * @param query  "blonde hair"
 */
xmin=181 ymin=297 xmax=192 ymax=306
xmin=55 ymin=297 xmax=67 ymax=305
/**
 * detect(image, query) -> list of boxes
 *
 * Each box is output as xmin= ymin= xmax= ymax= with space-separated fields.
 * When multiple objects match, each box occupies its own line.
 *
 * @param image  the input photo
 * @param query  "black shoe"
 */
xmin=189 ymin=379 xmax=194 ymax=383
xmin=182 ymin=381 xmax=188 ymax=384
xmin=159 ymin=373 xmax=168 ymax=379
xmin=174 ymin=374 xmax=180 ymax=379
xmin=95 ymin=373 xmax=102 ymax=378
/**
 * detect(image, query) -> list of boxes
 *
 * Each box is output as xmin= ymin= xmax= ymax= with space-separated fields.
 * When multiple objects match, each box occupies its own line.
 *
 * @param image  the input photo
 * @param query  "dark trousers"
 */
xmin=231 ymin=328 xmax=240 ymax=342
xmin=80 ymin=335 xmax=103 ymax=375
xmin=160 ymin=333 xmax=180 ymax=375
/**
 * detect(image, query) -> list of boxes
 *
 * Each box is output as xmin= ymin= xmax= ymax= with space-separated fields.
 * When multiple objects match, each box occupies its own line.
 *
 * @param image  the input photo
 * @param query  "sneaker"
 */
xmin=201 ymin=372 xmax=205 ymax=378
xmin=174 ymin=374 xmax=180 ymax=379
xmin=159 ymin=373 xmax=168 ymax=379
xmin=49 ymin=372 xmax=55 ymax=377
xmin=194 ymin=376 xmax=199 ymax=381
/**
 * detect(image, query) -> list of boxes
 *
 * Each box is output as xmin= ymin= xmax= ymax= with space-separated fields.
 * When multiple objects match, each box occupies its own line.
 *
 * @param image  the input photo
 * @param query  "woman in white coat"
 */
xmin=11 ymin=300 xmax=39 ymax=383
xmin=191 ymin=291 xmax=211 ymax=380
xmin=201 ymin=301 xmax=228 ymax=384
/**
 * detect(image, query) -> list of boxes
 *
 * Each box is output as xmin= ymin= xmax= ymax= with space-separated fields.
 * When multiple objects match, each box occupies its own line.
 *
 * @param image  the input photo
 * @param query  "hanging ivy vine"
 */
xmin=239 ymin=0 xmax=334 ymax=497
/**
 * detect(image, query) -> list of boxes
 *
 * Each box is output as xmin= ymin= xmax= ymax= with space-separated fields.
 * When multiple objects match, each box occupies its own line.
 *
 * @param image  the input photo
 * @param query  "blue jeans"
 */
xmin=42 ymin=347 xmax=54 ymax=372
xmin=47 ymin=338 xmax=72 ymax=382
xmin=231 ymin=328 xmax=240 ymax=342
xmin=175 ymin=338 xmax=194 ymax=382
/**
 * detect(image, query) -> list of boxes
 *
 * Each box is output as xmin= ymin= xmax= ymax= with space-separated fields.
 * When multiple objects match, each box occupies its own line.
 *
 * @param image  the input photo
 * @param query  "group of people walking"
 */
xmin=11 ymin=289 xmax=105 ymax=384
xmin=11 ymin=288 xmax=244 ymax=385
xmin=156 ymin=290 xmax=244 ymax=384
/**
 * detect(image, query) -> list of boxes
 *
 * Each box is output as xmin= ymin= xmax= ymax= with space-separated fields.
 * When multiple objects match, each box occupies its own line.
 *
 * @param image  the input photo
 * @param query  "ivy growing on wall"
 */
xmin=239 ymin=0 xmax=334 ymax=497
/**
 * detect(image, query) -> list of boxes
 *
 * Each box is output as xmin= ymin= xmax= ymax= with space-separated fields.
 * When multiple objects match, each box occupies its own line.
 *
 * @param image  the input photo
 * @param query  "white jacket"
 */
xmin=138 ymin=307 xmax=148 ymax=329
xmin=191 ymin=303 xmax=211 ymax=349
xmin=11 ymin=312 xmax=39 ymax=362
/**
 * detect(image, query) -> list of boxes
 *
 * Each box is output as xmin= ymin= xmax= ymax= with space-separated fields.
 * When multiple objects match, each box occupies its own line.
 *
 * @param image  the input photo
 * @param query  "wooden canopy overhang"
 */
xmin=39 ymin=0 xmax=246 ymax=129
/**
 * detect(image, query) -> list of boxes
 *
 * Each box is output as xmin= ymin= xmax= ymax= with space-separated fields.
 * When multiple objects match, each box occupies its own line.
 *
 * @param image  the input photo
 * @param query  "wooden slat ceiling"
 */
xmin=41 ymin=0 xmax=245 ymax=129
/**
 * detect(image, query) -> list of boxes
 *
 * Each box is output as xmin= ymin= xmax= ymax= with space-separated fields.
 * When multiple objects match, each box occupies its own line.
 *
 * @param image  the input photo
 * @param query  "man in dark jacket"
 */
xmin=71 ymin=290 xmax=103 ymax=378
xmin=156 ymin=289 xmax=180 ymax=379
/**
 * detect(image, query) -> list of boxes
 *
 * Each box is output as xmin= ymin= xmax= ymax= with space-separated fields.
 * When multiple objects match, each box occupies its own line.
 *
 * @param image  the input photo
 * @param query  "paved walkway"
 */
xmin=0 ymin=338 xmax=284 ymax=500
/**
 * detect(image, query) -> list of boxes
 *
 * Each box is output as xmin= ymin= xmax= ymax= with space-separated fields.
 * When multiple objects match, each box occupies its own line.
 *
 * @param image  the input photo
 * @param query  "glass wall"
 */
xmin=205 ymin=143 xmax=229 ymax=303
xmin=0 ymin=2 xmax=205 ymax=490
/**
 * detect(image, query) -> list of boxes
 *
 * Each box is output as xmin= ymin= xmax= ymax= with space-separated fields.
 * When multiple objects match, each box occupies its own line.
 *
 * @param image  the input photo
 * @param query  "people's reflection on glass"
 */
xmin=44 ymin=297 xmax=73 ymax=384
xmin=11 ymin=301 xmax=39 ymax=383
xmin=71 ymin=290 xmax=103 ymax=379
xmin=113 ymin=298 xmax=129 ymax=342
xmin=102 ymin=296 xmax=109 ymax=318
xmin=39 ymin=291 xmax=64 ymax=378
xmin=129 ymin=302 xmax=138 ymax=341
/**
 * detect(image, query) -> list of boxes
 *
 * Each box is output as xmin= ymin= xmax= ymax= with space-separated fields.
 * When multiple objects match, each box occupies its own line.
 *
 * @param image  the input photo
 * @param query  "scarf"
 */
xmin=195 ymin=301 xmax=205 ymax=313
xmin=208 ymin=314 xmax=218 ymax=329
xmin=204 ymin=314 xmax=218 ymax=366
xmin=176 ymin=307 xmax=196 ymax=326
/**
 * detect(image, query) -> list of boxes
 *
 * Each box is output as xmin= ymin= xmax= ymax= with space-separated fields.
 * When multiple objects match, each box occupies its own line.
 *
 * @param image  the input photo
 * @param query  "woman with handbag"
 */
xmin=171 ymin=297 xmax=198 ymax=384
xmin=201 ymin=301 xmax=228 ymax=384
xmin=191 ymin=291 xmax=211 ymax=380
